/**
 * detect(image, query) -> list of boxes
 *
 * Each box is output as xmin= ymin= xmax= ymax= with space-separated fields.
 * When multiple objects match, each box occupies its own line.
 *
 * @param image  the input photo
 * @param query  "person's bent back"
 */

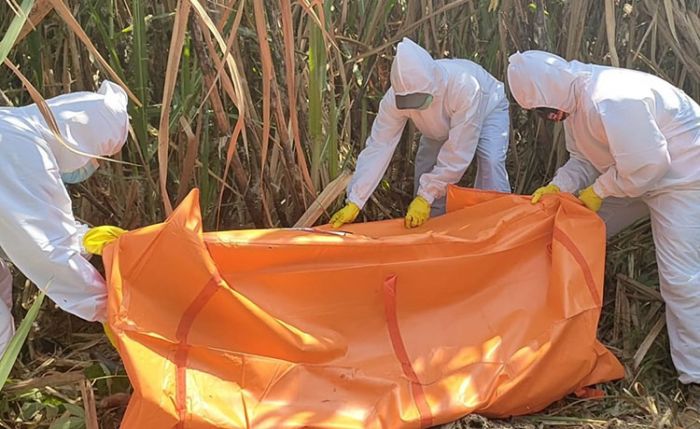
xmin=0 ymin=80 xmax=128 ymax=352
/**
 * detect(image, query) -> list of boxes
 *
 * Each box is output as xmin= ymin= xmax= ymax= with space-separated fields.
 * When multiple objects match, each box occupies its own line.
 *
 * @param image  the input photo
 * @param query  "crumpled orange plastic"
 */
xmin=103 ymin=186 xmax=623 ymax=428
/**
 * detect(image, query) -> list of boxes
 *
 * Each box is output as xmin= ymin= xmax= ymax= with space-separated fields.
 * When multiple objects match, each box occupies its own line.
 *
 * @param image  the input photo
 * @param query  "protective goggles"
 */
xmin=395 ymin=93 xmax=433 ymax=110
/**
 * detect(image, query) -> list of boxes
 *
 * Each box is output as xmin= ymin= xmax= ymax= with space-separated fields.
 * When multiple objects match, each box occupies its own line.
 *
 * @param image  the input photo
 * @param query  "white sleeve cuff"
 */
xmin=345 ymin=194 xmax=366 ymax=210
xmin=416 ymin=189 xmax=436 ymax=205
xmin=74 ymin=222 xmax=90 ymax=256
xmin=550 ymin=176 xmax=578 ymax=194
xmin=592 ymin=181 xmax=608 ymax=199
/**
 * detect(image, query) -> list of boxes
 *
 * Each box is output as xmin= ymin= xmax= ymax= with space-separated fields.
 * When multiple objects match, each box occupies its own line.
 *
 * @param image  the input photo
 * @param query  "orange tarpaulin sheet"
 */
xmin=104 ymin=186 xmax=623 ymax=428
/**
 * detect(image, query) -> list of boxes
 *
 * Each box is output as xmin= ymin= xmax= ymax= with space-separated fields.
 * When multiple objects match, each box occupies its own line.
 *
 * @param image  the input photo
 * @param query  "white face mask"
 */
xmin=61 ymin=159 xmax=99 ymax=184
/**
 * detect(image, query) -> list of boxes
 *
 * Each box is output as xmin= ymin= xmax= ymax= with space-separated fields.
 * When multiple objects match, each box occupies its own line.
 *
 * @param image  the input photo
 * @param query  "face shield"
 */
xmin=395 ymin=93 xmax=433 ymax=110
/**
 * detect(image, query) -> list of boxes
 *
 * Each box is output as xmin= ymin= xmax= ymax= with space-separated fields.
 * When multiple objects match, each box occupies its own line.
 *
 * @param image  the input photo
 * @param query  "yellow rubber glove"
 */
xmin=103 ymin=323 xmax=117 ymax=348
xmin=404 ymin=196 xmax=431 ymax=228
xmin=84 ymin=226 xmax=128 ymax=255
xmin=531 ymin=184 xmax=560 ymax=204
xmin=578 ymin=186 xmax=603 ymax=212
xmin=330 ymin=203 xmax=360 ymax=229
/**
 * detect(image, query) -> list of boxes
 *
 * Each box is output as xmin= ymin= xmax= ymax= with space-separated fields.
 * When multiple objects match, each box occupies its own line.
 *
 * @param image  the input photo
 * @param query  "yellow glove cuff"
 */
xmin=531 ymin=184 xmax=561 ymax=204
xmin=103 ymin=323 xmax=117 ymax=348
xmin=578 ymin=186 xmax=603 ymax=212
xmin=330 ymin=203 xmax=361 ymax=229
xmin=404 ymin=196 xmax=431 ymax=228
xmin=84 ymin=226 xmax=128 ymax=255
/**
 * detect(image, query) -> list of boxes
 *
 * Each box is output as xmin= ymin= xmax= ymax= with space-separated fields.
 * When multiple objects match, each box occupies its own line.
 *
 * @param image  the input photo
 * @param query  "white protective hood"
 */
xmin=390 ymin=37 xmax=442 ymax=96
xmin=507 ymin=50 xmax=591 ymax=112
xmin=23 ymin=80 xmax=129 ymax=172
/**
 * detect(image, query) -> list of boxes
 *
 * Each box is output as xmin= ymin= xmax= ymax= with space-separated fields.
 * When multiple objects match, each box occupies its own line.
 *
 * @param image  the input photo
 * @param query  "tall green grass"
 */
xmin=1 ymin=0 xmax=698 ymax=229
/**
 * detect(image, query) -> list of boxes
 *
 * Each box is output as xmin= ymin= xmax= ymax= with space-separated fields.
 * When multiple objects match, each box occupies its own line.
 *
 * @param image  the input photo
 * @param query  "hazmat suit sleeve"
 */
xmin=346 ymin=91 xmax=408 ymax=208
xmin=0 ymin=146 xmax=107 ymax=323
xmin=592 ymin=100 xmax=671 ymax=198
xmin=551 ymin=124 xmax=601 ymax=193
xmin=416 ymin=87 xmax=482 ymax=203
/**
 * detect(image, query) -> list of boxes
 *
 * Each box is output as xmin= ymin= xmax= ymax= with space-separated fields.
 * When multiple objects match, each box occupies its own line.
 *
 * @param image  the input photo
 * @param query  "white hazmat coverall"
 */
xmin=508 ymin=50 xmax=700 ymax=384
xmin=0 ymin=80 xmax=129 ymax=354
xmin=347 ymin=37 xmax=511 ymax=216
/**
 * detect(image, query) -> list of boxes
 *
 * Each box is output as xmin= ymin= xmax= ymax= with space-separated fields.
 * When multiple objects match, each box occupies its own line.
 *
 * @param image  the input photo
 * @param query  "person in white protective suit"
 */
xmin=507 ymin=51 xmax=700 ymax=416
xmin=330 ymin=37 xmax=511 ymax=229
xmin=0 ymin=80 xmax=129 ymax=355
